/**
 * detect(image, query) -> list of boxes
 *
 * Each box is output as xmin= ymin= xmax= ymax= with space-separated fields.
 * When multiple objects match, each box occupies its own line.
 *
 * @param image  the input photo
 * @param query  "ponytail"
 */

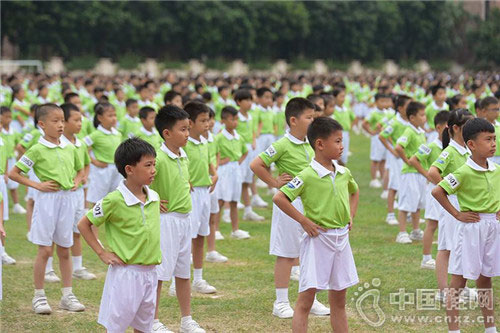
xmin=93 ymin=102 xmax=114 ymax=129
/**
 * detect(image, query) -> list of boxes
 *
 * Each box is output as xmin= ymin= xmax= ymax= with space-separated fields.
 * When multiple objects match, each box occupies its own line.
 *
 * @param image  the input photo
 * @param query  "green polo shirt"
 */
xmin=150 ymin=144 xmax=191 ymax=214
xmin=366 ymin=108 xmax=386 ymax=133
xmin=206 ymin=132 xmax=217 ymax=166
xmin=495 ymin=121 xmax=500 ymax=157
xmin=397 ymin=124 xmax=426 ymax=174
xmin=134 ymin=127 xmax=163 ymax=150
xmin=87 ymin=181 xmax=161 ymax=265
xmin=333 ymin=106 xmax=355 ymax=131
xmin=76 ymin=116 xmax=95 ymax=140
xmin=20 ymin=128 xmax=44 ymax=150
xmin=118 ymin=114 xmax=143 ymax=139
xmin=431 ymin=140 xmax=470 ymax=177
xmin=236 ymin=112 xmax=255 ymax=145
xmin=83 ymin=125 xmax=122 ymax=164
xmin=415 ymin=139 xmax=443 ymax=171
xmin=258 ymin=107 xmax=275 ymax=134
xmin=1 ymin=127 xmax=19 ymax=159
xmin=259 ymin=133 xmax=314 ymax=177
xmin=273 ymin=107 xmax=286 ymax=137
xmin=215 ymin=129 xmax=248 ymax=162
xmin=16 ymin=137 xmax=83 ymax=190
xmin=0 ymin=137 xmax=7 ymax=175
xmin=439 ymin=158 xmax=500 ymax=213
xmin=184 ymin=136 xmax=212 ymax=187
xmin=425 ymin=101 xmax=449 ymax=129
xmin=281 ymin=159 xmax=358 ymax=229
xmin=380 ymin=114 xmax=409 ymax=145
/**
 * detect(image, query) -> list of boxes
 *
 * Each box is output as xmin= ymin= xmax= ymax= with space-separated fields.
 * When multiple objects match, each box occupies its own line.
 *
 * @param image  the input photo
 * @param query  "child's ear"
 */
xmin=162 ymin=128 xmax=170 ymax=139
xmin=188 ymin=119 xmax=194 ymax=127
xmin=124 ymin=164 xmax=133 ymax=176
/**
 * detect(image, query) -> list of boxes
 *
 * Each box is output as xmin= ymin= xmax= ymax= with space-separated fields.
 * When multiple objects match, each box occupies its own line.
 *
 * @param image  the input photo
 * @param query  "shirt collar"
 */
xmin=117 ymin=180 xmax=159 ymax=206
xmin=408 ymin=122 xmax=425 ymax=134
xmin=206 ymin=131 xmax=214 ymax=143
xmin=188 ymin=135 xmax=207 ymax=145
xmin=160 ymin=143 xmax=187 ymax=159
xmin=140 ymin=127 xmax=157 ymax=136
xmin=125 ymin=114 xmax=140 ymax=122
xmin=310 ymin=159 xmax=345 ymax=178
xmin=222 ymin=128 xmax=240 ymax=141
xmin=432 ymin=139 xmax=443 ymax=149
xmin=60 ymin=134 xmax=82 ymax=147
xmin=97 ymin=125 xmax=119 ymax=135
xmin=38 ymin=136 xmax=68 ymax=149
xmin=238 ymin=112 xmax=252 ymax=122
xmin=285 ymin=131 xmax=308 ymax=145
xmin=449 ymin=139 xmax=468 ymax=155
xmin=396 ymin=113 xmax=409 ymax=125
xmin=495 ymin=120 xmax=500 ymax=127
xmin=431 ymin=101 xmax=448 ymax=110
xmin=466 ymin=157 xmax=497 ymax=172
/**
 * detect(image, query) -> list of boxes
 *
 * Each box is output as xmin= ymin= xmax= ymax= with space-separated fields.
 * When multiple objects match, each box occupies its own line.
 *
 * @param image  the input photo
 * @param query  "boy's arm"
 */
xmin=431 ymin=186 xmax=479 ymax=223
xmin=250 ymin=156 xmax=292 ymax=188
xmin=362 ymin=119 xmax=375 ymax=135
xmin=15 ymin=143 xmax=26 ymax=157
xmin=0 ymin=200 xmax=5 ymax=237
xmin=272 ymin=191 xmax=326 ymax=237
xmin=395 ymin=144 xmax=410 ymax=165
xmin=428 ymin=166 xmax=443 ymax=185
xmin=72 ymin=169 xmax=85 ymax=191
xmin=8 ymin=166 xmax=59 ymax=192
xmin=348 ymin=190 xmax=360 ymax=230
xmin=379 ymin=135 xmax=397 ymax=157
xmin=408 ymin=155 xmax=431 ymax=181
xmin=77 ymin=216 xmax=124 ymax=266
xmin=238 ymin=151 xmax=248 ymax=165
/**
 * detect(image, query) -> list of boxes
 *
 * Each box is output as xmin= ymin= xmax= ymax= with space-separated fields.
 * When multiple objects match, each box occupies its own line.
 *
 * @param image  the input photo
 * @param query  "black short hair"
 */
xmin=139 ymin=106 xmax=156 ymax=119
xmin=307 ymin=117 xmax=343 ymax=150
xmin=221 ymin=106 xmax=238 ymax=119
xmin=307 ymin=94 xmax=322 ymax=105
xmin=431 ymin=85 xmax=445 ymax=96
xmin=406 ymin=101 xmax=425 ymax=118
xmin=480 ymin=96 xmax=499 ymax=110
xmin=155 ymin=105 xmax=189 ymax=137
xmin=0 ymin=106 xmax=11 ymax=115
xmin=256 ymin=87 xmax=272 ymax=98
xmin=114 ymin=137 xmax=157 ymax=178
xmin=395 ymin=95 xmax=412 ymax=111
xmin=202 ymin=92 xmax=212 ymax=102
xmin=218 ymin=85 xmax=229 ymax=93
xmin=60 ymin=103 xmax=80 ymax=121
xmin=374 ymin=93 xmax=390 ymax=101
xmin=462 ymin=118 xmax=495 ymax=144
xmin=285 ymin=97 xmax=315 ymax=126
xmin=433 ymin=111 xmax=450 ymax=128
xmin=64 ymin=92 xmax=79 ymax=103
xmin=234 ymin=89 xmax=253 ymax=103
xmin=184 ymin=101 xmax=210 ymax=121
xmin=37 ymin=103 xmax=62 ymax=121
xmin=126 ymin=98 xmax=138 ymax=108
xmin=208 ymin=107 xmax=215 ymax=119
xmin=164 ymin=90 xmax=181 ymax=104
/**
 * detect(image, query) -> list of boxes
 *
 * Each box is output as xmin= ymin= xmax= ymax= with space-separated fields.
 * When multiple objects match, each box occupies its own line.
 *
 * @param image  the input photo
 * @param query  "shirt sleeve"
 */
xmin=431 ymin=150 xmax=451 ymax=173
xmin=280 ymin=174 xmax=305 ymax=202
xmin=73 ymin=146 xmax=84 ymax=171
xmin=83 ymin=132 xmax=95 ymax=147
xmin=396 ymin=128 xmax=411 ymax=149
xmin=259 ymin=141 xmax=284 ymax=167
xmin=415 ymin=143 xmax=432 ymax=164
xmin=347 ymin=169 xmax=359 ymax=194
xmin=16 ymin=147 xmax=37 ymax=173
xmin=86 ymin=196 xmax=110 ymax=227
xmin=380 ymin=124 xmax=394 ymax=139
xmin=438 ymin=169 xmax=463 ymax=195
xmin=20 ymin=132 xmax=34 ymax=148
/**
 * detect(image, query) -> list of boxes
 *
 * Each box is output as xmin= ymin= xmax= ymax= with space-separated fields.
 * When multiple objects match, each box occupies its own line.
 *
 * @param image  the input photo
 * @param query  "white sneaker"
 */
xmin=396 ymin=232 xmax=412 ymax=244
xmin=206 ymin=251 xmax=228 ymax=263
xmin=237 ymin=201 xmax=245 ymax=209
xmin=251 ymin=195 xmax=268 ymax=208
xmin=215 ymin=231 xmax=224 ymax=240
xmin=180 ymin=318 xmax=205 ymax=333
xmin=272 ymin=301 xmax=294 ymax=319
xmin=152 ymin=320 xmax=174 ymax=333
xmin=393 ymin=201 xmax=399 ymax=210
xmin=192 ymin=279 xmax=217 ymax=294
xmin=2 ymin=252 xmax=16 ymax=265
xmin=231 ymin=229 xmax=250 ymax=239
xmin=380 ymin=190 xmax=388 ymax=199
xmin=369 ymin=179 xmax=382 ymax=188
xmin=168 ymin=283 xmax=176 ymax=297
xmin=243 ymin=210 xmax=265 ymax=221
xmin=348 ymin=151 xmax=352 ymax=157
xmin=73 ymin=268 xmax=96 ymax=280
xmin=267 ymin=188 xmax=278 ymax=196
xmin=222 ymin=211 xmax=231 ymax=223
xmin=45 ymin=271 xmax=61 ymax=283
xmin=59 ymin=293 xmax=85 ymax=312
xmin=12 ymin=203 xmax=27 ymax=214
xmin=310 ymin=299 xmax=330 ymax=316
xmin=256 ymin=178 xmax=267 ymax=188
xmin=421 ymin=258 xmax=436 ymax=270
xmin=32 ymin=295 xmax=52 ymax=314
xmin=290 ymin=269 xmax=300 ymax=282
xmin=386 ymin=213 xmax=398 ymax=225
xmin=409 ymin=229 xmax=424 ymax=241
xmin=419 ymin=218 xmax=426 ymax=224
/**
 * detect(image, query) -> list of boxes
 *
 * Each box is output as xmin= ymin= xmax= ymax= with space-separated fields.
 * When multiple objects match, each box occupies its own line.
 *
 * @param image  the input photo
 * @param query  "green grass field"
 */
xmin=1 ymin=133 xmax=498 ymax=332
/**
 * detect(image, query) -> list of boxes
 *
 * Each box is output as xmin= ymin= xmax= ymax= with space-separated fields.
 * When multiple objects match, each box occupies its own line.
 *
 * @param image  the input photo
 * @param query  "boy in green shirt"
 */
xmin=150 ymin=105 xmax=206 ymax=333
xmin=78 ymin=137 xmax=161 ymax=333
xmin=477 ymin=96 xmax=500 ymax=165
xmin=118 ymin=99 xmax=141 ymax=139
xmin=9 ymin=104 xmax=85 ymax=315
xmin=0 ymin=191 xmax=5 ymax=301
xmin=273 ymin=117 xmax=359 ymax=333
xmin=425 ymin=85 xmax=449 ymax=136
xmin=332 ymin=88 xmax=355 ymax=165
xmin=432 ymin=118 xmax=500 ymax=333
xmin=134 ymin=106 xmax=163 ymax=150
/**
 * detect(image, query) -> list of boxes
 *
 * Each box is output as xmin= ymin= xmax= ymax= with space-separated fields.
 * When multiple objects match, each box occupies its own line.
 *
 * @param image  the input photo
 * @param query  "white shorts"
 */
xmin=353 ymin=103 xmax=369 ymax=118
xmin=257 ymin=134 xmax=276 ymax=154
xmin=299 ymin=226 xmax=358 ymax=293
xmin=71 ymin=188 xmax=86 ymax=233
xmin=190 ymin=187 xmax=210 ymax=238
xmin=30 ymin=191 xmax=75 ymax=248
xmin=0 ymin=244 xmax=3 ymax=300
xmin=210 ymin=190 xmax=219 ymax=214
xmin=449 ymin=214 xmax=500 ymax=280
xmin=0 ymin=177 xmax=8 ymax=221
xmin=87 ymin=164 xmax=122 ymax=204
xmin=215 ymin=162 xmax=242 ymax=202
xmin=26 ymin=170 xmax=40 ymax=201
xmin=340 ymin=131 xmax=350 ymax=165
xmin=269 ymin=198 xmax=304 ymax=258
xmin=6 ymin=158 xmax=19 ymax=190
xmin=424 ymin=183 xmax=440 ymax=221
xmin=437 ymin=194 xmax=460 ymax=251
xmin=157 ymin=213 xmax=192 ymax=281
xmin=388 ymin=156 xmax=403 ymax=191
xmin=240 ymin=145 xmax=256 ymax=184
xmin=490 ymin=156 xmax=500 ymax=165
xmin=98 ymin=264 xmax=158 ymax=333
xmin=426 ymin=131 xmax=438 ymax=143
xmin=370 ymin=135 xmax=386 ymax=162
xmin=397 ymin=173 xmax=426 ymax=213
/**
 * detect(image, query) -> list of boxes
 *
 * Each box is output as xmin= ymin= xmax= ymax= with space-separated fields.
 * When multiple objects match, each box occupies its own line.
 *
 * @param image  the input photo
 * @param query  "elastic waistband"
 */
xmin=479 ymin=213 xmax=498 ymax=220
xmin=161 ymin=212 xmax=190 ymax=219
xmin=119 ymin=264 xmax=157 ymax=272
xmin=322 ymin=225 xmax=350 ymax=236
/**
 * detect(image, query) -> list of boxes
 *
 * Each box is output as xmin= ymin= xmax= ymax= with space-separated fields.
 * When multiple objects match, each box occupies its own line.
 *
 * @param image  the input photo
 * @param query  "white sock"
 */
xmin=485 ymin=327 xmax=497 ymax=333
xmin=252 ymin=194 xmax=260 ymax=200
xmin=181 ymin=315 xmax=192 ymax=325
xmin=61 ymin=287 xmax=72 ymax=297
xmin=413 ymin=228 xmax=420 ymax=232
xmin=276 ymin=288 xmax=288 ymax=303
xmin=193 ymin=268 xmax=203 ymax=282
xmin=153 ymin=319 xmax=160 ymax=324
xmin=34 ymin=289 xmax=45 ymax=297
xmin=291 ymin=265 xmax=299 ymax=275
xmin=170 ymin=279 xmax=176 ymax=289
xmin=244 ymin=206 xmax=252 ymax=214
xmin=45 ymin=257 xmax=54 ymax=273
xmin=222 ymin=210 xmax=230 ymax=218
xmin=72 ymin=256 xmax=82 ymax=271
xmin=423 ymin=255 xmax=432 ymax=262
xmin=449 ymin=330 xmax=460 ymax=333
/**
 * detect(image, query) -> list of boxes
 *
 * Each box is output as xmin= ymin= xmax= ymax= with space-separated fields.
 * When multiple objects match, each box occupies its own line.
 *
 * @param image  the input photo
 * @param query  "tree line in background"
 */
xmin=2 ymin=1 xmax=499 ymax=69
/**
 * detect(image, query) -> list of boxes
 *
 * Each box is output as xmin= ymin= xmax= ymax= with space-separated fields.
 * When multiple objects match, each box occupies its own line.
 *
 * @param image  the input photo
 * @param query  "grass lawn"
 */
xmin=1 ymin=133 xmax=498 ymax=332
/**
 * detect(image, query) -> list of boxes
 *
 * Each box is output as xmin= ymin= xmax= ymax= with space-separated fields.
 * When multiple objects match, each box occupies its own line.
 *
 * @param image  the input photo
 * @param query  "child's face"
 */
xmin=222 ymin=114 xmax=238 ymax=131
xmin=162 ymin=118 xmax=190 ymax=148
xmin=98 ymin=108 xmax=117 ymax=129
xmin=467 ymin=131 xmax=497 ymax=159
xmin=220 ymin=89 xmax=230 ymax=99
xmin=258 ymin=92 xmax=273 ymax=108
xmin=171 ymin=95 xmax=183 ymax=108
xmin=315 ymin=98 xmax=325 ymax=111
xmin=69 ymin=96 xmax=83 ymax=112
xmin=290 ymin=108 xmax=315 ymax=137
xmin=398 ymin=100 xmax=411 ymax=119
xmin=116 ymin=90 xmax=125 ymax=100
xmin=237 ymin=98 xmax=252 ymax=111
xmin=457 ymin=96 xmax=467 ymax=109
xmin=190 ymin=112 xmax=209 ymax=136
xmin=376 ymin=97 xmax=391 ymax=110
xmin=142 ymin=112 xmax=156 ymax=130
xmin=484 ymin=103 xmax=499 ymax=123
xmin=410 ymin=109 xmax=427 ymax=128
xmin=65 ymin=111 xmax=82 ymax=135
xmin=39 ymin=109 xmax=64 ymax=138
xmin=434 ymin=88 xmax=446 ymax=103
xmin=336 ymin=91 xmax=346 ymax=106
xmin=128 ymin=103 xmax=139 ymax=117
xmin=18 ymin=88 xmax=25 ymax=100
xmin=1 ymin=112 xmax=12 ymax=126
xmin=127 ymin=154 xmax=157 ymax=186
xmin=40 ymin=87 xmax=48 ymax=97
xmin=208 ymin=117 xmax=215 ymax=131
xmin=324 ymin=101 xmax=335 ymax=117
xmin=316 ymin=130 xmax=343 ymax=161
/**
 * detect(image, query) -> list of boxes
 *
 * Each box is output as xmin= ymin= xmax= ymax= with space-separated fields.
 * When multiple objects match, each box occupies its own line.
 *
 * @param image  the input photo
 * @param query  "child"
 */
xmin=150 ymin=105 xmax=205 ymax=333
xmin=0 ymin=126 xmax=13 ymax=269
xmin=64 ymin=92 xmax=94 ymax=139
xmin=273 ymin=116 xmax=359 ymax=332
xmin=425 ymin=85 xmax=449 ymax=142
xmin=251 ymin=97 xmax=329 ymax=318
xmin=394 ymin=101 xmax=427 ymax=244
xmin=476 ymin=97 xmax=500 ymax=164
xmin=78 ymin=138 xmax=161 ymax=333
xmin=118 ymin=99 xmax=141 ymax=139
xmin=214 ymin=106 xmax=250 ymax=239
xmin=432 ymin=118 xmax=500 ymax=333
xmin=9 ymin=103 xmax=86 ymax=314
xmin=273 ymin=92 xmax=286 ymax=139
xmin=10 ymin=84 xmax=31 ymax=132
xmin=84 ymin=102 xmax=123 ymax=206
xmin=332 ymin=88 xmax=355 ymax=165
xmin=409 ymin=111 xmax=450 ymax=269
xmin=0 ymin=190 xmax=5 ymax=301
xmin=379 ymin=95 xmax=411 ymax=225
xmin=164 ymin=90 xmax=183 ymax=108
xmin=135 ymin=106 xmax=163 ymax=150
xmin=428 ymin=109 xmax=473 ymax=300
xmin=183 ymin=101 xmax=218 ymax=294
